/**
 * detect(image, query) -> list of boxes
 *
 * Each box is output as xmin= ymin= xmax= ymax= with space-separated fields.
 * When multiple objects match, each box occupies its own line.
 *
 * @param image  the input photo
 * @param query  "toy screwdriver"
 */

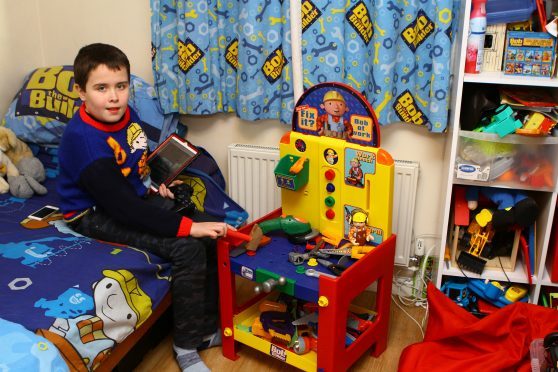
xmin=316 ymin=258 xmax=347 ymax=276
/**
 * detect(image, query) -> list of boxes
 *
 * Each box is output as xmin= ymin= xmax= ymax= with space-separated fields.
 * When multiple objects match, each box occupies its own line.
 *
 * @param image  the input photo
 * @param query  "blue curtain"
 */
xmin=301 ymin=0 xmax=456 ymax=133
xmin=151 ymin=0 xmax=456 ymax=132
xmin=150 ymin=0 xmax=294 ymax=123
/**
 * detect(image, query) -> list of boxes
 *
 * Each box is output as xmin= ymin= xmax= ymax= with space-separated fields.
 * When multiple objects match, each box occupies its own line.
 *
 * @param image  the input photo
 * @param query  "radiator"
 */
xmin=227 ymin=144 xmax=419 ymax=266
xmin=391 ymin=160 xmax=420 ymax=266
xmin=227 ymin=144 xmax=282 ymax=223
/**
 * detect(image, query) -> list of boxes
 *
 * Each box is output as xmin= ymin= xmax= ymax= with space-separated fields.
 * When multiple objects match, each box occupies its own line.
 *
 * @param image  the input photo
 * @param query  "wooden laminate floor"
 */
xmin=134 ymin=285 xmax=426 ymax=372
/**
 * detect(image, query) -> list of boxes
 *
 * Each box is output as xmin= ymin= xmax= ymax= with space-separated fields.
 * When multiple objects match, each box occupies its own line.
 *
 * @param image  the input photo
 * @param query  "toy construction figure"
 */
xmin=325 ymin=148 xmax=338 ymax=165
xmin=348 ymin=209 xmax=374 ymax=246
xmin=346 ymin=157 xmax=364 ymax=187
xmin=317 ymin=90 xmax=353 ymax=139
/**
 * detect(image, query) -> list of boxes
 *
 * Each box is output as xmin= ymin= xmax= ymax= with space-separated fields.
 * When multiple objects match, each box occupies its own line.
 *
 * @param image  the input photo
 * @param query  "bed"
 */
xmin=0 ymin=66 xmax=248 ymax=371
xmin=0 ymin=145 xmax=173 ymax=371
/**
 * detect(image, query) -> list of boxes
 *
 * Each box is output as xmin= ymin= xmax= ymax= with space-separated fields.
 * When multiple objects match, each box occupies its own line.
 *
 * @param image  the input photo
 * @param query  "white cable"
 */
xmin=391 ymin=295 xmax=425 ymax=339
xmin=417 ymin=245 xmax=434 ymax=328
xmin=391 ymin=272 xmax=429 ymax=338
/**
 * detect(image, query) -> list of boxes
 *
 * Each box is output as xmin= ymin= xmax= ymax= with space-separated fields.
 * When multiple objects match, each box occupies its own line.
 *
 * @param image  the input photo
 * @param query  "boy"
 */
xmin=58 ymin=43 xmax=227 ymax=372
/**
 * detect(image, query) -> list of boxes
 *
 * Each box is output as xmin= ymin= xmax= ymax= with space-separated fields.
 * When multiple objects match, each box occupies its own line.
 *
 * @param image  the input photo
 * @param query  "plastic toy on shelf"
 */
xmin=467 ymin=278 xmax=528 ymax=308
xmin=476 ymin=105 xmax=522 ymax=137
xmin=456 ymin=210 xmax=495 ymax=274
xmin=441 ymin=279 xmax=479 ymax=313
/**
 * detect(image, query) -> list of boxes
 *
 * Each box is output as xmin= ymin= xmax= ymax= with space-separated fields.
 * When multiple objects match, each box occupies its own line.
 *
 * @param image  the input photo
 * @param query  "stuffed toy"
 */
xmin=0 ymin=150 xmax=19 ymax=194
xmin=465 ymin=186 xmax=538 ymax=230
xmin=0 ymin=127 xmax=47 ymax=198
xmin=0 ymin=126 xmax=33 ymax=164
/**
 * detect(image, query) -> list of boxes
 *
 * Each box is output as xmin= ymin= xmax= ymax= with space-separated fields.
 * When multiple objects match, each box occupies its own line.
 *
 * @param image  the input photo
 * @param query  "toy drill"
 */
xmin=245 ymin=215 xmax=315 ymax=251
xmin=259 ymin=215 xmax=312 ymax=236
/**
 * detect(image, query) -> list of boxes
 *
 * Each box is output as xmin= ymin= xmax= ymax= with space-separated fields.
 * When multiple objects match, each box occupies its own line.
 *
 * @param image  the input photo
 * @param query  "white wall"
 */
xmin=0 ymin=0 xmax=447 ymax=249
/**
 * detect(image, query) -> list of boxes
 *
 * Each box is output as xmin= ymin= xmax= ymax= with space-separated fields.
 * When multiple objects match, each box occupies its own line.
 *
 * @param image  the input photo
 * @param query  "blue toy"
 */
xmin=441 ymin=279 xmax=479 ymax=312
xmin=467 ymin=278 xmax=528 ymax=308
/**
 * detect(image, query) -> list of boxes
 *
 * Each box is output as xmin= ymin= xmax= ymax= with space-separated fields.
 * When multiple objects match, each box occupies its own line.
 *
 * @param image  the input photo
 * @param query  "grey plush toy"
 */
xmin=8 ymin=157 xmax=47 ymax=198
xmin=0 ymin=127 xmax=48 ymax=199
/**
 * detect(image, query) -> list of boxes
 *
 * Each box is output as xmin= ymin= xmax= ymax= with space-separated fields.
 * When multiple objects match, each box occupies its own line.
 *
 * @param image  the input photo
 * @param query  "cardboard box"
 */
xmin=503 ymin=31 xmax=556 ymax=77
xmin=482 ymin=24 xmax=507 ymax=72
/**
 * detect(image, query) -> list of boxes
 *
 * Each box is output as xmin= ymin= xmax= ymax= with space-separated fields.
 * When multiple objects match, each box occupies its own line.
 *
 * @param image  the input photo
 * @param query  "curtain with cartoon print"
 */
xmin=300 ymin=0 xmax=457 ymax=133
xmin=150 ymin=0 xmax=294 ymax=123
xmin=150 ymin=0 xmax=457 ymax=132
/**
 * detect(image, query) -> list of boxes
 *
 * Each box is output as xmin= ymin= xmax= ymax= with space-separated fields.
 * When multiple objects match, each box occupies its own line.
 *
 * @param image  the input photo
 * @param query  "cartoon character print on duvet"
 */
xmin=0 ymin=237 xmax=92 ymax=268
xmin=37 ymin=269 xmax=153 ymax=371
xmin=0 ymin=196 xmax=26 ymax=213
xmin=0 ymin=213 xmax=91 ymax=268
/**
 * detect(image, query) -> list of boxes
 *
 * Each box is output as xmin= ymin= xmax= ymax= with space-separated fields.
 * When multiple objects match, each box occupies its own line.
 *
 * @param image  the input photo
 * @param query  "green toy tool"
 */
xmin=258 ymin=215 xmax=312 ymax=236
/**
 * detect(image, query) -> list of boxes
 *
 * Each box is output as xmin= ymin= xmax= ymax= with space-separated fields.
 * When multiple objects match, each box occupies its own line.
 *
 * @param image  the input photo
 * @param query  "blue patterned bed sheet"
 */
xmin=0 ymin=317 xmax=68 ymax=372
xmin=0 ymin=170 xmax=172 ymax=370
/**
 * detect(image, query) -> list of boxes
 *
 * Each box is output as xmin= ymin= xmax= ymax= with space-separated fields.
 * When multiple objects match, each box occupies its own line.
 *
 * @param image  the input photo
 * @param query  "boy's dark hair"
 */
xmin=73 ymin=43 xmax=130 ymax=89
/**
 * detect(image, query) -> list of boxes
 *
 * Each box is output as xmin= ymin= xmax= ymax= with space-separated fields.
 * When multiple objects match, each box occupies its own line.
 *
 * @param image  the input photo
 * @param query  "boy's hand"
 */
xmin=190 ymin=222 xmax=236 ymax=239
xmin=158 ymin=180 xmax=183 ymax=199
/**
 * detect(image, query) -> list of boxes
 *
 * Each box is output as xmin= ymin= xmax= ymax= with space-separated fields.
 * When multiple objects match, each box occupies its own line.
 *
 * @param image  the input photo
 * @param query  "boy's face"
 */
xmin=77 ymin=64 xmax=130 ymax=123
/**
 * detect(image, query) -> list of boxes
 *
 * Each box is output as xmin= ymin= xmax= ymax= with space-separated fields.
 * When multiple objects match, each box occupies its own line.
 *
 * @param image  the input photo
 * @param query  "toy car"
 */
xmin=441 ymin=280 xmax=479 ymax=313
xmin=467 ymin=278 xmax=528 ymax=308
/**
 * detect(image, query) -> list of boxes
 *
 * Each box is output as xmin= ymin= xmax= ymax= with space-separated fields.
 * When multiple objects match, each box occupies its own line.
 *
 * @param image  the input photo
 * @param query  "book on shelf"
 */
xmin=500 ymin=87 xmax=557 ymax=107
xmin=503 ymin=31 xmax=556 ymax=78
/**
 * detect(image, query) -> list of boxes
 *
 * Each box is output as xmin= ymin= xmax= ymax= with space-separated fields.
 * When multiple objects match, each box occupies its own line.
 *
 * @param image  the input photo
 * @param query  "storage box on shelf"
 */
xmin=485 ymin=0 xmax=537 ymax=25
xmin=454 ymin=131 xmax=558 ymax=192
xmin=217 ymin=209 xmax=396 ymax=372
xmin=436 ymin=0 xmax=558 ymax=306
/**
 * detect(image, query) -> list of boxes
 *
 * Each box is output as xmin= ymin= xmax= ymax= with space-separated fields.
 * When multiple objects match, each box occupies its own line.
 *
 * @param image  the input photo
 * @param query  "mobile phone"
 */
xmin=28 ymin=205 xmax=59 ymax=221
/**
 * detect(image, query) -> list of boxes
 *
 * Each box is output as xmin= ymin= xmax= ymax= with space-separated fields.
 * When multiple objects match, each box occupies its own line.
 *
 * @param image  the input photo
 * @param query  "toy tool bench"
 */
xmin=217 ymin=83 xmax=397 ymax=371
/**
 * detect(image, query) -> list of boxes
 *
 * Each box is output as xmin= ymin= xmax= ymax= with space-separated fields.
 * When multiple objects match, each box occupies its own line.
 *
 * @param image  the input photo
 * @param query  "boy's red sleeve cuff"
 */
xmin=176 ymin=217 xmax=193 ymax=237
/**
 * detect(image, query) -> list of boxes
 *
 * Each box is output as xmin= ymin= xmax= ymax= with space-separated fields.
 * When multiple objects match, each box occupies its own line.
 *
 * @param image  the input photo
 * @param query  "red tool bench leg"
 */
xmin=217 ymin=238 xmax=239 ymax=361
xmin=317 ymin=235 xmax=396 ymax=371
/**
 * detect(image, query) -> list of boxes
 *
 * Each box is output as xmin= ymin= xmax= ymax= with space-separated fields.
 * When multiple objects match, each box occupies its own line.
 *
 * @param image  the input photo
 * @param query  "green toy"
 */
xmin=259 ymin=215 xmax=312 ymax=236
xmin=476 ymin=105 xmax=522 ymax=138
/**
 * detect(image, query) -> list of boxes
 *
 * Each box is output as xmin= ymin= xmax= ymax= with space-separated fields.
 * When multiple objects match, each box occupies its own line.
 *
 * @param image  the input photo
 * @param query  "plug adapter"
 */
xmin=415 ymin=238 xmax=425 ymax=256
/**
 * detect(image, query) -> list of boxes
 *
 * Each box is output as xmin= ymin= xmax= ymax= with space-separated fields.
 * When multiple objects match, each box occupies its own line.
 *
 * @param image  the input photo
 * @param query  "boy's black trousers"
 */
xmin=70 ymin=197 xmax=219 ymax=349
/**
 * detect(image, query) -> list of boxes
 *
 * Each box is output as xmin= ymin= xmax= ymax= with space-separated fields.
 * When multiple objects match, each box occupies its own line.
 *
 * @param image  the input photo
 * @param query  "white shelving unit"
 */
xmin=434 ymin=0 xmax=558 ymax=305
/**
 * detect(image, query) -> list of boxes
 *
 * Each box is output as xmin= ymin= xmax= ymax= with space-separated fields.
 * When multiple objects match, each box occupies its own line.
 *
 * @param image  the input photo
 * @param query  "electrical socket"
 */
xmin=415 ymin=238 xmax=425 ymax=256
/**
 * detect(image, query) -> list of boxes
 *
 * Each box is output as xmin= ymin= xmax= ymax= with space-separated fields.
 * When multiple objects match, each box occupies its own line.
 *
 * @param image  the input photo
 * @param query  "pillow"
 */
xmin=2 ymin=65 xmax=178 ymax=149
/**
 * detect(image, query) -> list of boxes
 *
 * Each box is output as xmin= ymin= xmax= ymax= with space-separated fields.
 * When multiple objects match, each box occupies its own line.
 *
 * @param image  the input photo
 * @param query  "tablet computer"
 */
xmin=147 ymin=134 xmax=199 ymax=192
